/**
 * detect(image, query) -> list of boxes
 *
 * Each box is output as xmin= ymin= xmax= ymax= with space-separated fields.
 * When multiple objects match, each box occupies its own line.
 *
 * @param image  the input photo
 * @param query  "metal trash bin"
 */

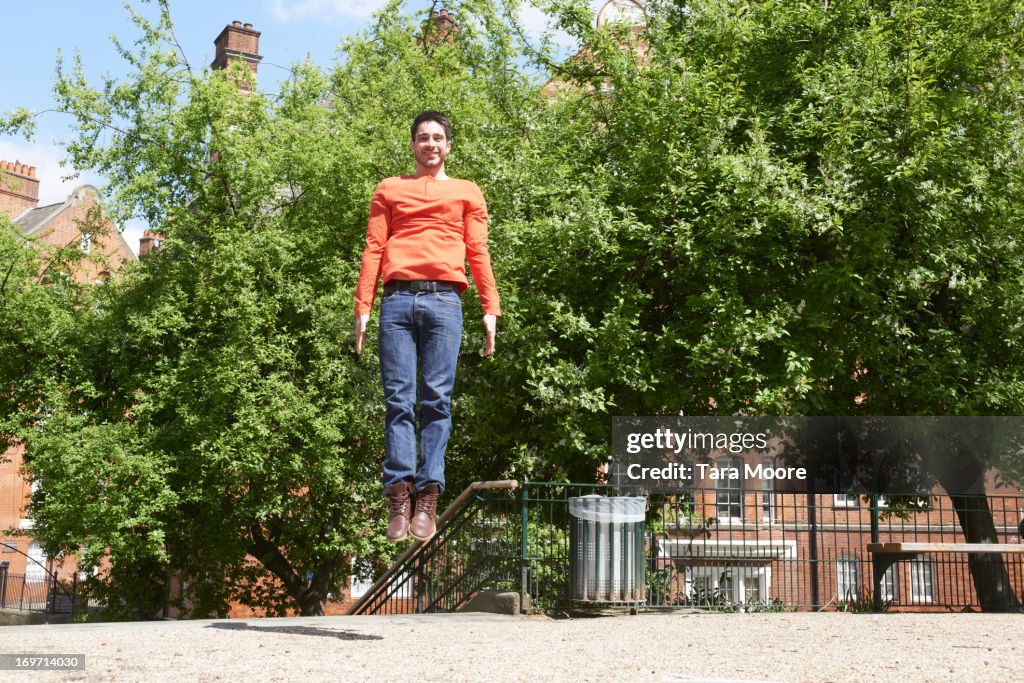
xmin=568 ymin=495 xmax=646 ymax=603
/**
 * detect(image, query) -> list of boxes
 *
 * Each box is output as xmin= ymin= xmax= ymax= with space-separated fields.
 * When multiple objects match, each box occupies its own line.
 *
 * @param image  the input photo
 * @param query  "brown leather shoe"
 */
xmin=409 ymin=483 xmax=441 ymax=541
xmin=386 ymin=482 xmax=413 ymax=542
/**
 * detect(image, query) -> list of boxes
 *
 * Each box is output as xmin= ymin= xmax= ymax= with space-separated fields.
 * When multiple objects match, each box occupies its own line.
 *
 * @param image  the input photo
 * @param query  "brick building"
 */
xmin=1 ymin=162 xmax=136 ymax=583
xmin=648 ymin=452 xmax=1024 ymax=610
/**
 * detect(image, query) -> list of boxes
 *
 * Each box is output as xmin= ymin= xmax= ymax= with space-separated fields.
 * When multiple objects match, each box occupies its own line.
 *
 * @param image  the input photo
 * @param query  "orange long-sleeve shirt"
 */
xmin=354 ymin=175 xmax=501 ymax=316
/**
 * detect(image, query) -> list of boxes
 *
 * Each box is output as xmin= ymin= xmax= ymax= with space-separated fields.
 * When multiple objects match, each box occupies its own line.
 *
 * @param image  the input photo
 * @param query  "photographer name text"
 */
xmin=625 ymin=462 xmax=807 ymax=481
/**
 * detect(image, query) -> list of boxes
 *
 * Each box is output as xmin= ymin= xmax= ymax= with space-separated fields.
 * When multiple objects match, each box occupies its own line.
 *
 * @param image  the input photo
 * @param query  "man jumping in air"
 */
xmin=354 ymin=111 xmax=500 ymax=542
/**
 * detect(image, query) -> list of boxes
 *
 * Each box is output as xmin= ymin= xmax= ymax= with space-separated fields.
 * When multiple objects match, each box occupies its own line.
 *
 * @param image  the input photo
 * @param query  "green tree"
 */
xmin=0 ymin=215 xmax=91 ymax=454
xmin=2 ymin=0 xmax=555 ymax=617
xmin=503 ymin=0 xmax=1024 ymax=608
xmin=6 ymin=0 xmax=1024 ymax=616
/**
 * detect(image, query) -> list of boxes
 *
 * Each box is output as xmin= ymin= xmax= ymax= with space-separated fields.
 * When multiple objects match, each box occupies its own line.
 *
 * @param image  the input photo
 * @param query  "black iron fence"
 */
xmin=650 ymin=488 xmax=1024 ymax=611
xmin=0 ymin=562 xmax=82 ymax=618
xmin=353 ymin=482 xmax=1024 ymax=614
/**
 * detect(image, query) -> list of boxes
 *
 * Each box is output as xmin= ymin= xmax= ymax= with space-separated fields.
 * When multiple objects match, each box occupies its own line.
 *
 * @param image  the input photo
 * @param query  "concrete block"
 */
xmin=458 ymin=590 xmax=521 ymax=615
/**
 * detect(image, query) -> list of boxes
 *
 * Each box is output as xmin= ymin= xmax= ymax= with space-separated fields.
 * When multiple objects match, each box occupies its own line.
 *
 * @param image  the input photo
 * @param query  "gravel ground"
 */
xmin=0 ymin=611 xmax=1019 ymax=682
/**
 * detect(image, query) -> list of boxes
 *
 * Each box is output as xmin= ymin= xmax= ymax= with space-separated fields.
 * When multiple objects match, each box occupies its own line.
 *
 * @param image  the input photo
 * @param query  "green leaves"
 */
xmin=6 ymin=0 xmax=1024 ymax=615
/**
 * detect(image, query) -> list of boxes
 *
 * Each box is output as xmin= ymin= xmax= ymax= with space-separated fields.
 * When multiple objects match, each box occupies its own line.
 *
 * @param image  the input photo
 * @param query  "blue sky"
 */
xmin=2 ymin=0 xmax=581 ymax=252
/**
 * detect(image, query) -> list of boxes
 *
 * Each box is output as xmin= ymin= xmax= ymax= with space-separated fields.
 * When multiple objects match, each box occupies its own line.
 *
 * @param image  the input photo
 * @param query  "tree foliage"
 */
xmin=2 ymin=0 xmax=553 ymax=617
xmin=3 ymin=0 xmax=1024 ymax=615
xmin=506 ymin=0 xmax=1024 ymax=608
xmin=0 ymin=218 xmax=91 ymax=453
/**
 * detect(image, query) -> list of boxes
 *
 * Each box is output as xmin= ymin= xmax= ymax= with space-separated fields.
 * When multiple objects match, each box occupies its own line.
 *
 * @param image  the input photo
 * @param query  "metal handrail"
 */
xmin=0 ymin=542 xmax=80 ymax=623
xmin=347 ymin=480 xmax=518 ymax=616
xmin=411 ymin=500 xmax=518 ymax=613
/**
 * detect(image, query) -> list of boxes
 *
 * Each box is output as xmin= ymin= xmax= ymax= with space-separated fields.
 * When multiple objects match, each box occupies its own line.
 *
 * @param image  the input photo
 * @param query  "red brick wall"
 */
xmin=0 ymin=443 xmax=32 ymax=575
xmin=26 ymin=186 xmax=135 ymax=283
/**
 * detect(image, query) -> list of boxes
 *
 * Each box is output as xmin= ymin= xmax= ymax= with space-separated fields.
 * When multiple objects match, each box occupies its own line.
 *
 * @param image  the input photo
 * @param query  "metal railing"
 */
xmin=0 ymin=563 xmax=81 ymax=618
xmin=347 ymin=481 xmax=519 ymax=615
xmin=548 ymin=485 xmax=1024 ymax=612
xmin=350 ymin=482 xmax=1024 ymax=614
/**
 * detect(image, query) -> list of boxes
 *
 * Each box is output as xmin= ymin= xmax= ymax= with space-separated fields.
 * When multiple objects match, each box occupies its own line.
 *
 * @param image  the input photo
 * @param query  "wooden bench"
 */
xmin=866 ymin=542 xmax=1024 ymax=610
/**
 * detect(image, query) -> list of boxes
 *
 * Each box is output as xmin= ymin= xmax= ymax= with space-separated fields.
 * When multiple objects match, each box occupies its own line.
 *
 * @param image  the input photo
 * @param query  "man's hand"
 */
xmin=482 ymin=314 xmax=497 ymax=356
xmin=355 ymin=314 xmax=370 ymax=355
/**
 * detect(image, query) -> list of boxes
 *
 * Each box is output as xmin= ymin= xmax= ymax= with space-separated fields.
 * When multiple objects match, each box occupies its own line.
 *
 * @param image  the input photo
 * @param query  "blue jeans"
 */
xmin=378 ymin=283 xmax=462 ymax=493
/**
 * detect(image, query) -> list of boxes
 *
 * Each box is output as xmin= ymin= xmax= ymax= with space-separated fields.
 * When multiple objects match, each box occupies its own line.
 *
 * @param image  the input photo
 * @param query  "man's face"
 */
xmin=411 ymin=120 xmax=451 ymax=170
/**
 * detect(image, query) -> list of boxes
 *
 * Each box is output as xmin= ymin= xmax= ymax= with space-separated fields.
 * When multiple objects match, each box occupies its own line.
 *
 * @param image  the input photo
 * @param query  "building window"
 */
xmin=910 ymin=558 xmax=934 ymax=603
xmin=26 ymin=542 xmax=46 ymax=582
xmin=879 ymin=564 xmax=898 ymax=602
xmin=760 ymin=455 xmax=775 ymax=522
xmin=349 ymin=557 xmax=375 ymax=599
xmin=349 ymin=556 xmax=411 ymax=600
xmin=715 ymin=456 xmax=743 ymax=521
xmin=744 ymin=576 xmax=762 ymax=604
xmin=718 ymin=572 xmax=734 ymax=601
xmin=834 ymin=494 xmax=891 ymax=508
xmin=688 ymin=566 xmax=769 ymax=606
xmin=836 ymin=557 xmax=860 ymax=601
xmin=80 ymin=232 xmax=92 ymax=254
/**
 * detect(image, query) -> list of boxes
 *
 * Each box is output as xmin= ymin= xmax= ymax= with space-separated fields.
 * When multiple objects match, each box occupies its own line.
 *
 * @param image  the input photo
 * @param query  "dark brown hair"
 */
xmin=411 ymin=110 xmax=452 ymax=141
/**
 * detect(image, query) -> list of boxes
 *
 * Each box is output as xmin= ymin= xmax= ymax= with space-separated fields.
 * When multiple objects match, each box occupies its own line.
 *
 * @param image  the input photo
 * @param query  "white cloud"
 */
xmin=267 ymin=0 xmax=390 ymax=23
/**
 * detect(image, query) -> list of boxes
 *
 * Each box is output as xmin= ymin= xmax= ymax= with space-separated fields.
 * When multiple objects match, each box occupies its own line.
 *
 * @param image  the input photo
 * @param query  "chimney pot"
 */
xmin=440 ymin=8 xmax=448 ymax=16
xmin=244 ymin=22 xmax=253 ymax=29
xmin=432 ymin=11 xmax=439 ymax=18
xmin=0 ymin=158 xmax=41 ymax=219
xmin=233 ymin=20 xmax=242 ymax=26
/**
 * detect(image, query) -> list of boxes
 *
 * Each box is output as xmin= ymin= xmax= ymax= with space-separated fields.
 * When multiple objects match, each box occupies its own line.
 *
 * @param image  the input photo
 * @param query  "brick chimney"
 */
xmin=0 ymin=160 xmax=40 ymax=220
xmin=138 ymin=229 xmax=162 ymax=257
xmin=420 ymin=7 xmax=458 ymax=46
xmin=211 ymin=21 xmax=262 ymax=91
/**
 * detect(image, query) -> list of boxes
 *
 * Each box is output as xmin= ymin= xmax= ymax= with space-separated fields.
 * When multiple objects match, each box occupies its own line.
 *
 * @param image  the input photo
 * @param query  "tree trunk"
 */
xmin=926 ymin=453 xmax=1020 ymax=612
xmin=298 ymin=560 xmax=337 ymax=616
xmin=249 ymin=522 xmax=333 ymax=617
xmin=298 ymin=588 xmax=326 ymax=616
xmin=947 ymin=493 xmax=1021 ymax=611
